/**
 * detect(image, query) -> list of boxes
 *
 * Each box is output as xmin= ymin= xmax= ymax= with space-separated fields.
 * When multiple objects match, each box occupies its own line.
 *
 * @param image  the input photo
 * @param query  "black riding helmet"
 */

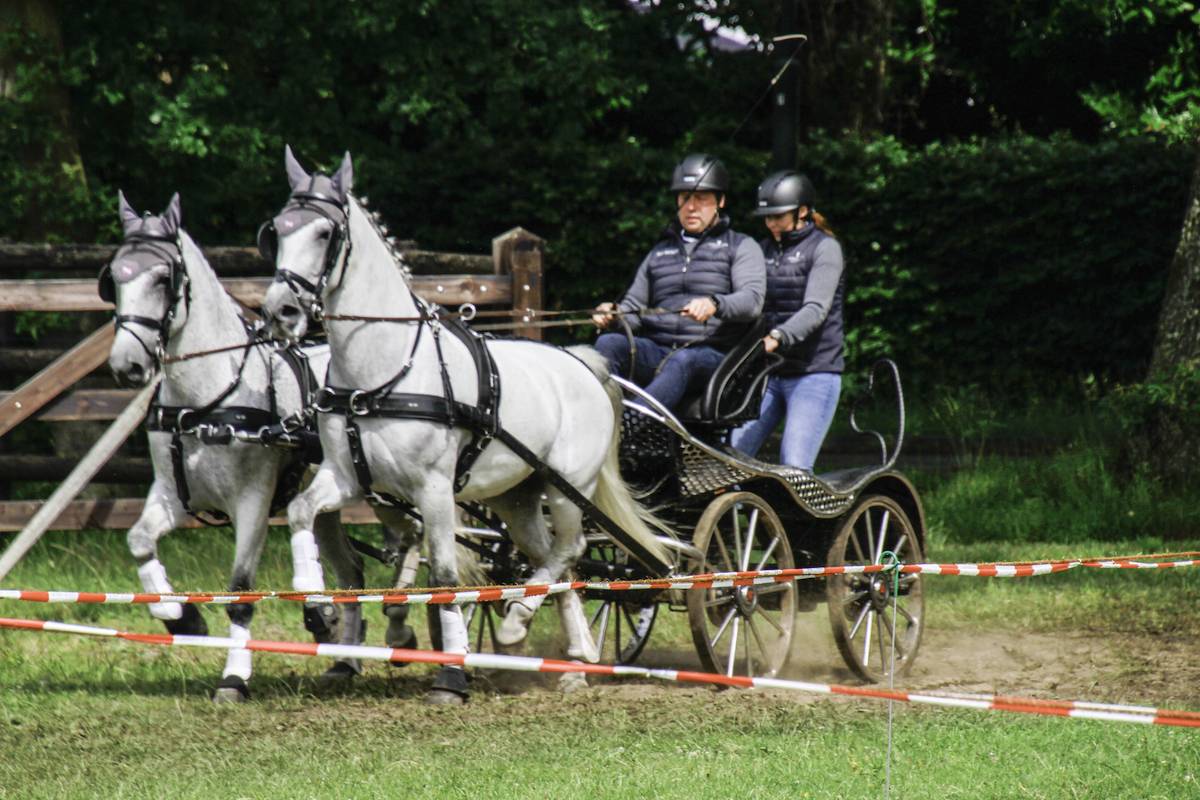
xmin=670 ymin=153 xmax=730 ymax=194
xmin=753 ymin=170 xmax=816 ymax=217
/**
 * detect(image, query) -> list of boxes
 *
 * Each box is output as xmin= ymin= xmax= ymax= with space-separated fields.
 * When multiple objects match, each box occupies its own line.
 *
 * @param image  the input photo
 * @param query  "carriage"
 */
xmin=449 ymin=327 xmax=926 ymax=685
xmin=103 ymin=150 xmax=924 ymax=701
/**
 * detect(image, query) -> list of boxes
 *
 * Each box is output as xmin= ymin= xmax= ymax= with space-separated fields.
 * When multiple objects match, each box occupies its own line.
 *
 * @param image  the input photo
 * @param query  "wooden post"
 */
xmin=492 ymin=227 xmax=545 ymax=341
xmin=0 ymin=376 xmax=159 ymax=581
xmin=0 ymin=325 xmax=114 ymax=439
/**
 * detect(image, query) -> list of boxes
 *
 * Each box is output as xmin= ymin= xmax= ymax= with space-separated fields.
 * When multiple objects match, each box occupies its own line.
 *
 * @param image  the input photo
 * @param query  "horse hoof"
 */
xmin=318 ymin=660 xmax=360 ymax=687
xmin=303 ymin=603 xmax=339 ymax=644
xmin=212 ymin=675 xmax=250 ymax=704
xmin=425 ymin=666 xmax=469 ymax=704
xmin=495 ymin=616 xmax=529 ymax=647
xmin=164 ymin=604 xmax=208 ymax=637
xmin=385 ymin=620 xmax=417 ymax=667
xmin=558 ymin=671 xmax=589 ymax=694
xmin=424 ymin=688 xmax=466 ymax=705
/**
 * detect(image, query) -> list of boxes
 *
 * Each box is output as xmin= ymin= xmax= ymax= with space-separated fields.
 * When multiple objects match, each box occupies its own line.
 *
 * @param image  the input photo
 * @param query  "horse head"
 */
xmin=260 ymin=145 xmax=353 ymax=341
xmin=102 ymin=191 xmax=186 ymax=387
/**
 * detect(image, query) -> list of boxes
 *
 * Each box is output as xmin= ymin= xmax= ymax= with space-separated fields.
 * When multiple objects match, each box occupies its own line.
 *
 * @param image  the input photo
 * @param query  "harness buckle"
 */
xmin=458 ymin=303 xmax=477 ymax=322
xmin=348 ymin=389 xmax=373 ymax=416
xmin=311 ymin=303 xmax=325 ymax=322
xmin=176 ymin=408 xmax=196 ymax=432
xmin=312 ymin=387 xmax=335 ymax=414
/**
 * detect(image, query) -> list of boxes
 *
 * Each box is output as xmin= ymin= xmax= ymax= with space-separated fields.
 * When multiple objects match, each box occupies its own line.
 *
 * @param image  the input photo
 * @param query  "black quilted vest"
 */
xmin=762 ymin=225 xmax=845 ymax=375
xmin=635 ymin=217 xmax=753 ymax=349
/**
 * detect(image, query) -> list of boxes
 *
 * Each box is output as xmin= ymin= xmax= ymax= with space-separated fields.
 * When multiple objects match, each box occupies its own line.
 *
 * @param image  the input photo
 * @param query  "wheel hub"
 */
xmin=868 ymin=574 xmax=891 ymax=609
xmin=734 ymin=585 xmax=758 ymax=616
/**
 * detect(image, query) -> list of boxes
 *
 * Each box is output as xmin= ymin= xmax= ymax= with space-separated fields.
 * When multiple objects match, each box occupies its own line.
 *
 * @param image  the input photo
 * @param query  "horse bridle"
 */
xmin=98 ymin=232 xmax=189 ymax=363
xmin=258 ymin=182 xmax=350 ymax=319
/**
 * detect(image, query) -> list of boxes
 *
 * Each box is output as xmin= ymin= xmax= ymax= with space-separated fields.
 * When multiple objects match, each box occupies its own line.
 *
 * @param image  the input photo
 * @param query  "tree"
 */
xmin=1150 ymin=142 xmax=1200 ymax=375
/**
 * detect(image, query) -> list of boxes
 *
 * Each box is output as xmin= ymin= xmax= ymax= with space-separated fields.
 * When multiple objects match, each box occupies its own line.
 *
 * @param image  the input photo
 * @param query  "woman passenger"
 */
xmin=730 ymin=170 xmax=845 ymax=471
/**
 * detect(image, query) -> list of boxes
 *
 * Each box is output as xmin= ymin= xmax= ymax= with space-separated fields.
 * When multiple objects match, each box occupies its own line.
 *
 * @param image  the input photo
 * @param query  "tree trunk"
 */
xmin=0 ymin=0 xmax=89 ymax=240
xmin=1126 ymin=139 xmax=1200 ymax=486
xmin=1149 ymin=141 xmax=1200 ymax=376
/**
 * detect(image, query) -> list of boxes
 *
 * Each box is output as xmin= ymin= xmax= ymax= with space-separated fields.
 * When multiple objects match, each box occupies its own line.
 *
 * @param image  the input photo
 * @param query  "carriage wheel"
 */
xmin=589 ymin=598 xmax=657 ymax=665
xmin=826 ymin=494 xmax=924 ymax=683
xmin=686 ymin=492 xmax=796 ymax=678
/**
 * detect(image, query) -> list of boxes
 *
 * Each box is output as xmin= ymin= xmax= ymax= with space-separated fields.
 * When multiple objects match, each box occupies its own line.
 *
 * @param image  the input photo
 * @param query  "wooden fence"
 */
xmin=0 ymin=228 xmax=545 ymax=533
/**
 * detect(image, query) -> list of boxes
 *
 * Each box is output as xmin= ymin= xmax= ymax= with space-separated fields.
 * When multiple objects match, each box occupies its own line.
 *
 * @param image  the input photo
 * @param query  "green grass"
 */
xmin=1 ymin=526 xmax=1197 ymax=799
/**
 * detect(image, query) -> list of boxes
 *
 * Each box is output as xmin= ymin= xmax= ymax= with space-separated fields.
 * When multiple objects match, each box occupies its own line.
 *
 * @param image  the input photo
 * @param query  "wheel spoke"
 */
xmin=713 ymin=523 xmax=737 ymax=572
xmin=878 ymin=606 xmax=906 ymax=657
xmin=754 ymin=535 xmax=780 ymax=572
xmin=726 ymin=616 xmax=741 ymax=677
xmin=754 ymin=582 xmax=791 ymax=597
xmin=848 ymin=596 xmax=871 ymax=639
xmin=892 ymin=532 xmax=909 ymax=560
xmin=868 ymin=513 xmax=878 ymax=563
xmin=742 ymin=615 xmax=753 ymax=676
xmin=757 ymin=606 xmax=786 ymax=635
xmin=860 ymin=608 xmax=874 ymax=667
xmin=711 ymin=605 xmax=738 ymax=648
xmin=594 ymin=602 xmax=611 ymax=651
xmin=746 ymin=614 xmax=770 ymax=660
xmin=704 ymin=592 xmax=735 ymax=608
xmin=874 ymin=510 xmax=891 ymax=564
xmin=894 ymin=599 xmax=918 ymax=625
xmin=731 ymin=508 xmax=744 ymax=572
xmin=850 ymin=521 xmax=868 ymax=563
xmin=741 ymin=509 xmax=759 ymax=571
xmin=875 ymin=609 xmax=888 ymax=671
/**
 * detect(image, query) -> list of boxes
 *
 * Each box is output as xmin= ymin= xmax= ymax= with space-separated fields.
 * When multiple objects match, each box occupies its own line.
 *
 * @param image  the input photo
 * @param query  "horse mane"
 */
xmin=348 ymin=193 xmax=412 ymax=282
xmin=178 ymin=230 xmax=247 ymax=324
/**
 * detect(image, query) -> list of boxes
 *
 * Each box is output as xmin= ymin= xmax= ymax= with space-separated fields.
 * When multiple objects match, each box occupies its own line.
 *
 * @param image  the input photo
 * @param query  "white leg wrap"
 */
xmin=138 ymin=559 xmax=182 ymax=621
xmin=558 ymin=590 xmax=600 ymax=663
xmin=439 ymin=606 xmax=468 ymax=655
xmin=222 ymin=624 xmax=252 ymax=680
xmin=290 ymin=530 xmax=325 ymax=593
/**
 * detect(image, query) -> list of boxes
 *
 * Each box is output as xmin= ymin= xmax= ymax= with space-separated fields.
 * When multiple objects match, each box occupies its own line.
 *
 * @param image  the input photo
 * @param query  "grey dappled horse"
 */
xmin=260 ymin=147 xmax=671 ymax=703
xmin=104 ymin=192 xmax=419 ymax=701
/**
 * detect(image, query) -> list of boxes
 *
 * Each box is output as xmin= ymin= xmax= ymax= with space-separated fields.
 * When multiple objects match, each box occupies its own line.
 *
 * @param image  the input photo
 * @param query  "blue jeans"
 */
xmin=595 ymin=333 xmax=725 ymax=411
xmin=731 ymin=372 xmax=842 ymax=470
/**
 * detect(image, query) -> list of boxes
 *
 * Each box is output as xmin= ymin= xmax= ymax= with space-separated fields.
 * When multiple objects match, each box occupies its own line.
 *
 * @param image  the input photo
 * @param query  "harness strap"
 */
xmin=317 ymin=389 xmax=670 ymax=576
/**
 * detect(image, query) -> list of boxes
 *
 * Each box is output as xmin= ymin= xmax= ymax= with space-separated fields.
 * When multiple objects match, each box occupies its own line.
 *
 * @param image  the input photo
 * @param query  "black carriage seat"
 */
xmin=678 ymin=319 xmax=784 ymax=431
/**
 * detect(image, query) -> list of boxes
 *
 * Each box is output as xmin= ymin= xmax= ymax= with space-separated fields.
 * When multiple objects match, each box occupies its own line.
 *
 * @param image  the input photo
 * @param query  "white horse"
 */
xmin=104 ymin=192 xmax=418 ymax=701
xmin=260 ymin=147 xmax=671 ymax=703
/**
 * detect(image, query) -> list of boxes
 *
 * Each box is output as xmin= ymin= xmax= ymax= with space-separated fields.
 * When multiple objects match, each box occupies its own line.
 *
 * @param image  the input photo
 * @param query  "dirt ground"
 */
xmin=477 ymin=612 xmax=1199 ymax=709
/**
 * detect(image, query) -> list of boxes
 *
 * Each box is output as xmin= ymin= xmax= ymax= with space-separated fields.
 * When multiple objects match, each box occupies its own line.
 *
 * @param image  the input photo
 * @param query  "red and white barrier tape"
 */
xmin=1 ymin=615 xmax=1197 ymax=729
xmin=1 ymin=552 xmax=1196 ymax=607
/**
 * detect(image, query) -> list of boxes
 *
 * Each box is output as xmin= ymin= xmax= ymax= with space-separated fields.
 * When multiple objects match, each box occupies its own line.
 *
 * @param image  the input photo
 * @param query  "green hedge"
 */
xmin=796 ymin=134 xmax=1194 ymax=389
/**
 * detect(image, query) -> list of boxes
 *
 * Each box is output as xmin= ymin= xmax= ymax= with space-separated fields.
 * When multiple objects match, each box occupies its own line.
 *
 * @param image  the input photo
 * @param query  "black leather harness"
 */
xmin=146 ymin=336 xmax=325 ymax=520
xmin=313 ymin=313 xmax=670 ymax=575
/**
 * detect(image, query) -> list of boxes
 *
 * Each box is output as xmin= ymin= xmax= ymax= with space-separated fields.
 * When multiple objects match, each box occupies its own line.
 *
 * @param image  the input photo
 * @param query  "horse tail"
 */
xmin=567 ymin=346 xmax=675 ymax=570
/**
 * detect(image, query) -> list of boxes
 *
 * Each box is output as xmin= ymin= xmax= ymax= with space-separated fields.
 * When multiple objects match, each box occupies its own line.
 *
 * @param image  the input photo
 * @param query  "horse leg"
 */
xmin=213 ymin=493 xmax=272 ymax=704
xmin=126 ymin=484 xmax=206 ymax=635
xmin=544 ymin=487 xmax=599 ymax=666
xmin=313 ymin=510 xmax=365 ymax=683
xmin=374 ymin=507 xmax=421 ymax=651
xmin=288 ymin=466 xmax=356 ymax=644
xmin=417 ymin=482 xmax=470 ymax=704
xmin=485 ymin=484 xmax=553 ymax=648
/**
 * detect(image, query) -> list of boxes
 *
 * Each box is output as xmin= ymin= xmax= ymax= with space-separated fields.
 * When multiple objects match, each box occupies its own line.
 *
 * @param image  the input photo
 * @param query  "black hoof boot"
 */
xmin=425 ymin=666 xmax=469 ymax=705
xmin=303 ymin=602 xmax=340 ymax=644
xmin=164 ymin=604 xmax=208 ymax=637
xmin=318 ymin=660 xmax=361 ymax=687
xmin=385 ymin=605 xmax=417 ymax=657
xmin=212 ymin=674 xmax=250 ymax=704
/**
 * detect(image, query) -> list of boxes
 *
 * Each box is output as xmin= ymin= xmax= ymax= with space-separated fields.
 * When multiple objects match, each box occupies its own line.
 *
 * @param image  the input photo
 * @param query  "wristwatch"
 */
xmin=768 ymin=328 xmax=784 ymax=343
xmin=708 ymin=295 xmax=721 ymax=313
